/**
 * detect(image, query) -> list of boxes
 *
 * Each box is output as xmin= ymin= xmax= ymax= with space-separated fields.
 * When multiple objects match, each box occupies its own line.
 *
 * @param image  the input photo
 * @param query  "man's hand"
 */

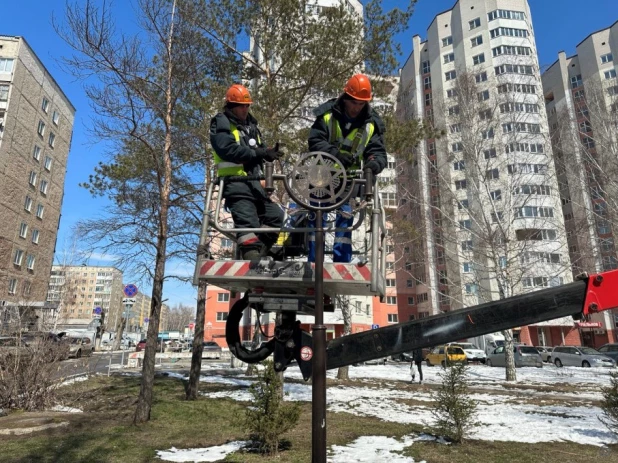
xmin=336 ymin=151 xmax=355 ymax=169
xmin=364 ymin=160 xmax=381 ymax=175
xmin=255 ymin=143 xmax=282 ymax=162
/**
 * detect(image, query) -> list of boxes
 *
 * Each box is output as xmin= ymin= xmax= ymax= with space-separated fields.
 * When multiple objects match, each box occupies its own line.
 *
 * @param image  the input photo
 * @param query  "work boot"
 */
xmin=242 ymin=249 xmax=261 ymax=260
xmin=259 ymin=244 xmax=270 ymax=257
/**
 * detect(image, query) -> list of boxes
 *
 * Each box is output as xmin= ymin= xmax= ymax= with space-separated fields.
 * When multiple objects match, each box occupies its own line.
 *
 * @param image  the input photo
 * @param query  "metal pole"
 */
xmin=312 ymin=208 xmax=327 ymax=463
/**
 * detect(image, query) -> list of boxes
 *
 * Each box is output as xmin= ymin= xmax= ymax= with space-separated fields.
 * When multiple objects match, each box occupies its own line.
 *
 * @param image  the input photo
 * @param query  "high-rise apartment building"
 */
xmin=0 ymin=36 xmax=75 ymax=326
xmin=542 ymin=21 xmax=618 ymax=344
xmin=396 ymin=0 xmax=574 ymax=347
xmin=47 ymin=265 xmax=124 ymax=330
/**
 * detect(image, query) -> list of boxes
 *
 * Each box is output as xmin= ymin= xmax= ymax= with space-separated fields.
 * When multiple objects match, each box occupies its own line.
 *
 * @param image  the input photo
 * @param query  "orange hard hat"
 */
xmin=343 ymin=74 xmax=372 ymax=101
xmin=225 ymin=84 xmax=253 ymax=104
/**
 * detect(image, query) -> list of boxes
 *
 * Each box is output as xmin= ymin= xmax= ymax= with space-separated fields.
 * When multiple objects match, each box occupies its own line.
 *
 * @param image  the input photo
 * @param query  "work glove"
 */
xmin=364 ymin=160 xmax=381 ymax=175
xmin=256 ymin=142 xmax=282 ymax=162
xmin=336 ymin=151 xmax=355 ymax=169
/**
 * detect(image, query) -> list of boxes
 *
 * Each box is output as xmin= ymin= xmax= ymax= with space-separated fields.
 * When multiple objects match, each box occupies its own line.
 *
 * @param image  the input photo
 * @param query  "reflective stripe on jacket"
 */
xmin=323 ymin=112 xmax=375 ymax=169
xmin=213 ymin=123 xmax=262 ymax=177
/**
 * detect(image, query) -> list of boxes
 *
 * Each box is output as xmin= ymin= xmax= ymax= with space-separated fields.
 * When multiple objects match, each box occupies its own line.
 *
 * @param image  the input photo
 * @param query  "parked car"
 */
xmin=68 ymin=337 xmax=94 ymax=358
xmin=597 ymin=344 xmax=618 ymax=362
xmin=535 ymin=346 xmax=553 ymax=363
xmin=425 ymin=345 xmax=466 ymax=367
xmin=202 ymin=341 xmax=222 ymax=359
xmin=135 ymin=339 xmax=165 ymax=352
xmin=551 ymin=346 xmax=616 ymax=368
xmin=451 ymin=342 xmax=486 ymax=364
xmin=486 ymin=345 xmax=543 ymax=368
xmin=22 ymin=332 xmax=70 ymax=360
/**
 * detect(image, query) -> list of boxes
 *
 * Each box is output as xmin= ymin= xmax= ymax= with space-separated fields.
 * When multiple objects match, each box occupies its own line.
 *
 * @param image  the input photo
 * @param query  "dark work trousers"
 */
xmin=225 ymin=197 xmax=284 ymax=254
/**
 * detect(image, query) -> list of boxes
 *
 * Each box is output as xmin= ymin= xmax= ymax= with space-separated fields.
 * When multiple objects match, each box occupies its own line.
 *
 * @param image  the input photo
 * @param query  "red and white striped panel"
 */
xmin=199 ymin=260 xmax=371 ymax=282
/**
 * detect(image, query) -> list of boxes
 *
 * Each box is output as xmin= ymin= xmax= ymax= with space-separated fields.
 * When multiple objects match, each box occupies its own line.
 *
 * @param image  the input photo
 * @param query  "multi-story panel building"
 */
xmin=396 ymin=0 xmax=574 ymax=347
xmin=542 ymin=21 xmax=618 ymax=345
xmin=0 ymin=36 xmax=75 ymax=327
xmin=47 ymin=265 xmax=124 ymax=331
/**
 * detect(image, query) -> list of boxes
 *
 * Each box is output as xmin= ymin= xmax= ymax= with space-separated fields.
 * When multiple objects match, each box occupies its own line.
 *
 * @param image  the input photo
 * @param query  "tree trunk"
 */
xmin=112 ymin=316 xmax=126 ymax=351
xmin=186 ymin=280 xmax=206 ymax=399
xmin=502 ymin=329 xmax=516 ymax=382
xmin=336 ymin=296 xmax=352 ymax=381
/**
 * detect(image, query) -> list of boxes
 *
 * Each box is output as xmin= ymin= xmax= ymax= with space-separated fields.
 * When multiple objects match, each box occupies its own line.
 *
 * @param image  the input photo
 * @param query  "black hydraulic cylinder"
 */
xmin=326 ymin=280 xmax=588 ymax=370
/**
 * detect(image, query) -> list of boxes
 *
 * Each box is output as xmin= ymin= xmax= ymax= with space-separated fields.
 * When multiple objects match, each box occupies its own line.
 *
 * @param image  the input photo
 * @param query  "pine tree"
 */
xmin=600 ymin=369 xmax=618 ymax=435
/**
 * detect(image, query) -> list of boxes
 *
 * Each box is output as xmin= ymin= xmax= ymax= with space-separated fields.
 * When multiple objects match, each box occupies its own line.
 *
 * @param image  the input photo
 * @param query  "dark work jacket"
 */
xmin=413 ymin=348 xmax=423 ymax=364
xmin=210 ymin=110 xmax=268 ymax=200
xmin=308 ymin=97 xmax=387 ymax=173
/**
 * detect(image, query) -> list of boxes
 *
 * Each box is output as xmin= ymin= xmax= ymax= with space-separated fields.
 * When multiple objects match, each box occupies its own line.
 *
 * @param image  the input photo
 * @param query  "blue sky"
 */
xmin=2 ymin=0 xmax=617 ymax=309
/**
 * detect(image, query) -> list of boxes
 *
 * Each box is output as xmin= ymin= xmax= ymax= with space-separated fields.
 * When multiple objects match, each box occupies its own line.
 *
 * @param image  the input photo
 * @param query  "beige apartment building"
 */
xmin=542 ymin=21 xmax=618 ymax=344
xmin=396 ymin=0 xmax=573 ymax=346
xmin=0 ymin=36 xmax=75 ymax=332
xmin=47 ymin=265 xmax=124 ymax=330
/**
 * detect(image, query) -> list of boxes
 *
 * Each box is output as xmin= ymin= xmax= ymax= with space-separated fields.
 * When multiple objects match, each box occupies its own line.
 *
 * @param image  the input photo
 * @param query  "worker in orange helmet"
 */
xmin=307 ymin=73 xmax=387 ymax=263
xmin=210 ymin=84 xmax=284 ymax=260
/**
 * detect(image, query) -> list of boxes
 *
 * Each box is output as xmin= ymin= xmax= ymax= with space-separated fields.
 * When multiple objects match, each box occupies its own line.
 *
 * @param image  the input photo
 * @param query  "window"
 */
xmin=17 ymin=222 xmax=29 ymax=240
xmin=24 ymin=196 xmax=33 ymax=212
xmin=44 ymin=156 xmax=53 ymax=171
xmin=407 ymin=297 xmax=415 ymax=305
xmin=450 ymin=123 xmax=462 ymax=134
xmin=36 ymin=204 xmax=44 ymax=219
xmin=455 ymin=179 xmax=467 ymax=190
xmin=381 ymin=192 xmax=397 ymax=208
xmin=473 ymin=53 xmax=485 ymax=65
xmin=14 ymin=249 xmax=24 ymax=266
xmin=605 ymin=69 xmax=617 ymax=80
xmin=48 ymin=132 xmax=55 ymax=148
xmin=0 ymin=58 xmax=15 ymax=72
xmin=570 ymin=74 xmax=582 ymax=88
xmin=495 ymin=64 xmax=534 ymax=76
xmin=425 ymin=92 xmax=432 ymax=106
xmin=458 ymin=199 xmax=469 ymax=210
xmin=583 ymin=137 xmax=595 ymax=149
xmin=601 ymin=53 xmax=613 ymax=64
xmin=465 ymin=283 xmax=478 ymax=295
xmin=490 ymin=27 xmax=528 ymax=38
xmin=573 ymin=89 xmax=585 ymax=101
xmin=484 ymin=148 xmax=496 ymax=159
xmin=28 ymin=171 xmax=37 ymax=187
xmin=445 ymin=70 xmax=457 ymax=81
xmin=463 ymin=262 xmax=473 ymax=273
xmin=387 ymin=313 xmax=399 ymax=323
xmin=459 ymin=219 xmax=471 ymax=230
xmin=479 ymin=109 xmax=492 ymax=120
xmin=486 ymin=168 xmax=499 ymax=180
xmin=26 ymin=254 xmax=35 ymax=271
xmin=491 ymin=212 xmax=504 ymax=223
xmin=448 ymin=105 xmax=460 ymax=116
xmin=386 ymin=262 xmax=394 ymax=271
xmin=386 ymin=296 xmax=397 ymax=305
xmin=452 ymin=142 xmax=463 ymax=152
xmin=31 ymin=229 xmax=40 ymax=244
xmin=481 ymin=128 xmax=494 ymax=139
xmin=492 ymin=45 xmax=532 ymax=57
xmin=417 ymin=293 xmax=428 ymax=303
xmin=31 ymin=145 xmax=42 ymax=162
xmin=406 ymin=280 xmax=413 ymax=288
xmin=41 ymin=97 xmax=49 ymax=113
xmin=461 ymin=240 xmax=473 ymax=251
xmin=446 ymin=88 xmax=458 ymax=98
xmin=40 ymin=180 xmax=48 ymax=195
xmin=490 ymin=189 xmax=502 ymax=201
xmin=217 ymin=292 xmax=230 ymax=302
xmin=428 ymin=142 xmax=436 ymax=156
xmin=424 ymin=76 xmax=431 ymax=89
xmin=0 ymin=84 xmax=8 ymax=102
xmin=470 ymin=35 xmax=483 ymax=47
xmin=453 ymin=160 xmax=465 ymax=171
xmin=442 ymin=36 xmax=453 ymax=47
xmin=386 ymin=278 xmax=396 ymax=287
xmin=37 ymin=120 xmax=46 ymax=137
xmin=443 ymin=53 xmax=455 ymax=64
xmin=216 ymin=312 xmax=228 ymax=321
xmin=475 ymin=72 xmax=487 ymax=83
xmin=8 ymin=279 xmax=17 ymax=295
xmin=52 ymin=110 xmax=59 ymax=125
xmin=422 ymin=61 xmax=430 ymax=74
xmin=488 ymin=9 xmax=526 ymax=21
xmin=469 ymin=17 xmax=481 ymax=30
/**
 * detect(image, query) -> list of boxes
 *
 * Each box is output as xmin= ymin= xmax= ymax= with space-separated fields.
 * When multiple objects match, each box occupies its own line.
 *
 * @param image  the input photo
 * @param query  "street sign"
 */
xmin=92 ymin=314 xmax=101 ymax=319
xmin=123 ymin=284 xmax=138 ymax=298
xmin=144 ymin=317 xmax=149 ymax=323
xmin=93 ymin=306 xmax=102 ymax=314
xmin=371 ymin=324 xmax=379 ymax=329
xmin=122 ymin=298 xmax=136 ymax=304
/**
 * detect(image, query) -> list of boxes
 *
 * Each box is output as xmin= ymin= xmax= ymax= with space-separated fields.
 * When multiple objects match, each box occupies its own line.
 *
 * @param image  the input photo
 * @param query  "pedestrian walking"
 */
xmin=411 ymin=348 xmax=423 ymax=384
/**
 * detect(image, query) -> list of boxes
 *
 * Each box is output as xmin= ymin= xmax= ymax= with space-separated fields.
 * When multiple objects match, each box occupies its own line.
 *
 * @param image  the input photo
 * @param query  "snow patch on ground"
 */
xmin=156 ymin=441 xmax=248 ymax=462
xmin=50 ymin=405 xmax=83 ymax=413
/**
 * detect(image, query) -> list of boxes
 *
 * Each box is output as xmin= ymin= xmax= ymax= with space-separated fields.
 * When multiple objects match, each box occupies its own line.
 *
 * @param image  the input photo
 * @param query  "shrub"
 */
xmin=600 ymin=369 xmax=618 ymax=435
xmin=0 ymin=335 xmax=66 ymax=411
xmin=430 ymin=361 xmax=478 ymax=443
xmin=242 ymin=360 xmax=301 ymax=455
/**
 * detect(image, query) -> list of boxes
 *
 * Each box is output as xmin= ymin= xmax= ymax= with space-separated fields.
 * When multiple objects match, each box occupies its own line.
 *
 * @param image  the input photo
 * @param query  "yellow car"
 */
xmin=425 ymin=345 xmax=467 ymax=367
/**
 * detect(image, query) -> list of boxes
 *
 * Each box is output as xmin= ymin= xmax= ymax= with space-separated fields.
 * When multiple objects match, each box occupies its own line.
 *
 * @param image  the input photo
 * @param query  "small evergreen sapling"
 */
xmin=431 ymin=362 xmax=478 ymax=443
xmin=242 ymin=360 xmax=301 ymax=456
xmin=600 ymin=369 xmax=618 ymax=435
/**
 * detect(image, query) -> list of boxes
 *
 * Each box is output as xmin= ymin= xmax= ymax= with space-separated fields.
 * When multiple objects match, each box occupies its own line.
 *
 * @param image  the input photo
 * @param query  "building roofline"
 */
xmin=427 ymin=1 xmax=459 ymax=32
xmin=575 ymin=19 xmax=618 ymax=49
xmin=401 ymin=37 xmax=427 ymax=70
xmin=1 ymin=35 xmax=77 ymax=113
